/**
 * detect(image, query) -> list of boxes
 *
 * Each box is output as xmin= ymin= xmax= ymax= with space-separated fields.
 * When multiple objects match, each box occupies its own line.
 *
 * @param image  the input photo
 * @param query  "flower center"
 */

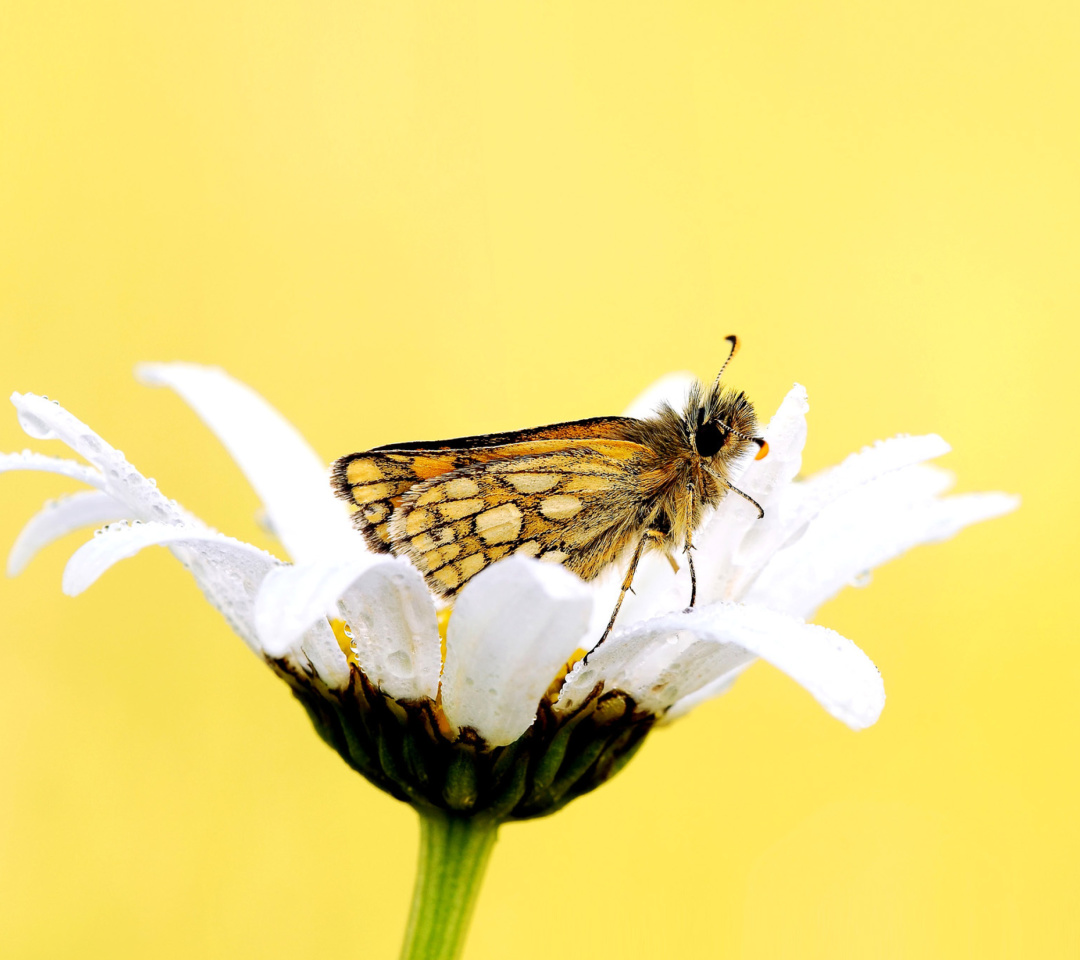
xmin=330 ymin=618 xmax=361 ymax=667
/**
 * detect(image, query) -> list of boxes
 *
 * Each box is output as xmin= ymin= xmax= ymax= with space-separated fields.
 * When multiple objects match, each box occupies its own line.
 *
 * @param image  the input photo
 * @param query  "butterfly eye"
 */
xmin=695 ymin=421 xmax=725 ymax=457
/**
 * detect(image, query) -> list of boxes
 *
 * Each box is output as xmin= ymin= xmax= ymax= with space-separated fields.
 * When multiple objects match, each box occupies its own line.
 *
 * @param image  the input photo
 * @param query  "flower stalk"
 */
xmin=399 ymin=812 xmax=499 ymax=960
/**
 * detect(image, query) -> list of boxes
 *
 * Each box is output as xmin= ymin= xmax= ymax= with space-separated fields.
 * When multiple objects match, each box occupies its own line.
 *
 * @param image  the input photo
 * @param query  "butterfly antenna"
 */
xmin=712 ymin=335 xmax=740 ymax=389
xmin=714 ymin=416 xmax=770 ymax=459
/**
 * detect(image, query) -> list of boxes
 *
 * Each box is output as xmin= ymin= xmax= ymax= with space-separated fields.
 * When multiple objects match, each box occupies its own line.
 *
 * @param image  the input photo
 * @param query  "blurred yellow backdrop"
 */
xmin=0 ymin=2 xmax=1074 ymax=957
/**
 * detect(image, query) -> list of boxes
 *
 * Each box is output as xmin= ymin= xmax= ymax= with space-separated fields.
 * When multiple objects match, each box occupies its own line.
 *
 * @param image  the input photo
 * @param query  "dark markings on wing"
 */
xmin=387 ymin=447 xmax=658 ymax=597
xmin=331 ymin=449 xmax=473 ymax=552
xmin=331 ymin=425 xmax=641 ymax=554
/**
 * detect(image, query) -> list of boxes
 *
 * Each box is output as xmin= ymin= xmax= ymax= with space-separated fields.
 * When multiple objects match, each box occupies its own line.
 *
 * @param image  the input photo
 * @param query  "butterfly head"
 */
xmin=688 ymin=385 xmax=767 ymax=465
xmin=684 ymin=335 xmax=768 ymax=466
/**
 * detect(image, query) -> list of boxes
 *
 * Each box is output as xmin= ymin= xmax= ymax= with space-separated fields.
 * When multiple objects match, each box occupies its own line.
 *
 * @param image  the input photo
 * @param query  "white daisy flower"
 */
xmin=2 ymin=366 xmax=1017 ymax=822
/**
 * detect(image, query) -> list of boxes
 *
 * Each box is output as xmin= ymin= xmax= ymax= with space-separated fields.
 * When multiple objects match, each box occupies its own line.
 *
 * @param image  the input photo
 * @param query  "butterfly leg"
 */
xmin=684 ymin=483 xmax=698 ymax=610
xmin=591 ymin=530 xmax=651 ymax=655
xmin=721 ymin=477 xmax=765 ymax=519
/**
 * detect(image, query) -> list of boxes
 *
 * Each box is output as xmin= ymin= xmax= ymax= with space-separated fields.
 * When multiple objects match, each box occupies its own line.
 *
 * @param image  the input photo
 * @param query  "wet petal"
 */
xmin=441 ymin=557 xmax=592 ymax=747
xmin=253 ymin=553 xmax=382 ymax=657
xmin=337 ymin=558 xmax=442 ymax=702
xmin=749 ymin=466 xmax=1020 ymax=619
xmin=138 ymin=363 xmax=358 ymax=564
xmin=294 ymin=619 xmax=351 ymax=691
xmin=63 ymin=521 xmax=280 ymax=654
xmin=558 ymin=625 xmax=756 ymax=716
xmin=663 ymin=663 xmax=752 ymax=722
xmin=7 ymin=490 xmax=130 ymax=576
xmin=564 ymin=602 xmax=885 ymax=730
xmin=798 ymin=434 xmax=952 ymax=510
xmin=0 ymin=450 xmax=107 ymax=490
xmin=10 ymin=393 xmax=187 ymax=524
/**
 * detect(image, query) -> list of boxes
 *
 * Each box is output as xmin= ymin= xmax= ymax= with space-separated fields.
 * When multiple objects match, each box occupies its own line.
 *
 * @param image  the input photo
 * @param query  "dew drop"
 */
xmin=17 ymin=410 xmax=54 ymax=440
xmin=342 ymin=624 xmax=354 ymax=640
xmin=850 ymin=570 xmax=873 ymax=588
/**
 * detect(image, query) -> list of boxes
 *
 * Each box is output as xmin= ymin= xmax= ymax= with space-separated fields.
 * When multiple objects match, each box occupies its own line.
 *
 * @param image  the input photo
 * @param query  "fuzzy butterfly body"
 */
xmin=331 ymin=336 xmax=768 ymax=644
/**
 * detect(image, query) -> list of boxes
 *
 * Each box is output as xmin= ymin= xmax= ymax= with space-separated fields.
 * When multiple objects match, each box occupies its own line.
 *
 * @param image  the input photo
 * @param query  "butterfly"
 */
xmin=331 ymin=336 xmax=768 ymax=645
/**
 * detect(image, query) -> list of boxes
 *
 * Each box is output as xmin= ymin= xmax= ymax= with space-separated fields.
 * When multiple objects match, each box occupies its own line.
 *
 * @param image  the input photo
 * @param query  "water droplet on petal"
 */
xmin=342 ymin=624 xmax=354 ymax=640
xmin=850 ymin=570 xmax=873 ymax=588
xmin=17 ymin=410 xmax=55 ymax=440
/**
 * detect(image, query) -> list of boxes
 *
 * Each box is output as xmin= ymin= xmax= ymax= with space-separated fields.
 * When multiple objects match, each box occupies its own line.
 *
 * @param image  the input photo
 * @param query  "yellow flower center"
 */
xmin=437 ymin=606 xmax=452 ymax=663
xmin=329 ymin=618 xmax=361 ymax=667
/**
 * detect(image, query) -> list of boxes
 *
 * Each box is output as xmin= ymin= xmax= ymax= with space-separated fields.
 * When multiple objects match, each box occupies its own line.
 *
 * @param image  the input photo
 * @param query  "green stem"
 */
xmin=398 ymin=812 xmax=499 ymax=960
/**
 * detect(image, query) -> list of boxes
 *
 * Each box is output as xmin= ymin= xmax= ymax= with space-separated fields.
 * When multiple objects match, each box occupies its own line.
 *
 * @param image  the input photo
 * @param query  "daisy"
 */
xmin=2 ymin=364 xmax=1017 ymax=960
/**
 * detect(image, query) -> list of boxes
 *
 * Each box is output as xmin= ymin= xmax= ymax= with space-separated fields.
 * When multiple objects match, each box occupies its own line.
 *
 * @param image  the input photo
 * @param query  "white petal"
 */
xmin=558 ymin=625 xmax=756 ymax=716
xmin=642 ymin=639 xmax=756 ymax=715
xmin=0 ymin=450 xmax=107 ymax=490
xmin=663 ymin=662 xmax=753 ymax=722
xmin=336 ymin=558 xmax=442 ymax=702
xmin=295 ymin=619 xmax=352 ymax=691
xmin=800 ymin=434 xmax=952 ymax=507
xmin=137 ymin=363 xmax=358 ymax=565
xmin=621 ymin=372 xmax=696 ymax=419
xmin=694 ymin=384 xmax=810 ymax=604
xmin=63 ymin=521 xmax=280 ymax=654
xmin=10 ymin=394 xmax=187 ymax=524
xmin=565 ymin=602 xmax=885 ymax=730
xmin=748 ymin=466 xmax=1020 ymax=618
xmin=740 ymin=382 xmax=810 ymax=488
xmin=7 ymin=490 xmax=130 ymax=576
xmin=253 ymin=554 xmax=381 ymax=657
xmin=716 ymin=436 xmax=958 ymax=607
xmin=441 ymin=557 xmax=593 ymax=746
xmin=774 ymin=434 xmax=954 ymax=548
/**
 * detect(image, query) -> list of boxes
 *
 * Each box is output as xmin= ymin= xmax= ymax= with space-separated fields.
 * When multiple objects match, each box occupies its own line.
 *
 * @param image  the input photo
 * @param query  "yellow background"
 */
xmin=0 ymin=2 xmax=1074 ymax=957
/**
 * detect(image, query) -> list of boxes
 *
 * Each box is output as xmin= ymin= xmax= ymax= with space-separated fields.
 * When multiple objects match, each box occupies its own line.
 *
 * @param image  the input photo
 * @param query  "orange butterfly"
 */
xmin=332 ymin=336 xmax=768 ymax=644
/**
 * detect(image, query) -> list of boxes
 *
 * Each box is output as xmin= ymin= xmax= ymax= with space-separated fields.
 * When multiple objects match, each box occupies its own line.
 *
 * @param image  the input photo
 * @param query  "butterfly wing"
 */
xmin=331 ymin=417 xmax=638 ymax=553
xmin=387 ymin=440 xmax=654 ymax=597
xmin=368 ymin=416 xmax=638 ymax=452
xmin=332 ymin=448 xmax=477 ymax=552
